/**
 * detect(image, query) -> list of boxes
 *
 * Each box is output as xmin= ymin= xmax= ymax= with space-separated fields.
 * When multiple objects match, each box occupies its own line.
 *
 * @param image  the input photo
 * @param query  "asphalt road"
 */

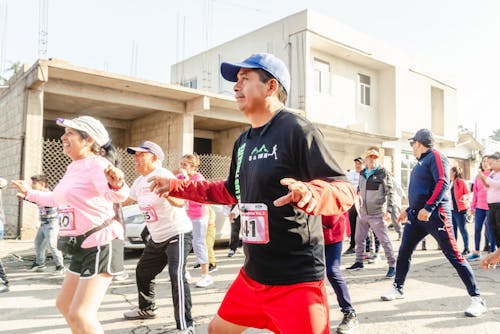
xmin=1 ymin=225 xmax=500 ymax=333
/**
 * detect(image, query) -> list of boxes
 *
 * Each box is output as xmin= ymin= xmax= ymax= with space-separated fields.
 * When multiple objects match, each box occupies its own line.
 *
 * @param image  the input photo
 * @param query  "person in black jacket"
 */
xmin=148 ymin=53 xmax=355 ymax=334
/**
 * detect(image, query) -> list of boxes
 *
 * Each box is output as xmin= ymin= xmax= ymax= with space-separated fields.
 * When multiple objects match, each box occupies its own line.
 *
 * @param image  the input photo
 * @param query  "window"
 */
xmin=313 ymin=58 xmax=330 ymax=94
xmin=182 ymin=78 xmax=197 ymax=89
xmin=358 ymin=73 xmax=371 ymax=106
xmin=400 ymin=151 xmax=417 ymax=192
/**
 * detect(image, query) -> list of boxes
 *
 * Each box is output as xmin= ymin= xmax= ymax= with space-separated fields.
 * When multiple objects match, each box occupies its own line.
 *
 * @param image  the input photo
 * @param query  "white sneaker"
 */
xmin=123 ymin=307 xmax=158 ymax=320
xmin=113 ymin=272 xmax=129 ymax=281
xmin=380 ymin=284 xmax=405 ymax=301
xmin=0 ymin=284 xmax=9 ymax=293
xmin=185 ymin=270 xmax=192 ymax=282
xmin=196 ymin=275 xmax=213 ymax=288
xmin=464 ymin=296 xmax=487 ymax=317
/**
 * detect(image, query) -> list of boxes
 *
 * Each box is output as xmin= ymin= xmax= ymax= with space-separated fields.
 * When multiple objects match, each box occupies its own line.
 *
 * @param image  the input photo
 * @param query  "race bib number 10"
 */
xmin=239 ymin=203 xmax=269 ymax=244
xmin=58 ymin=206 xmax=75 ymax=231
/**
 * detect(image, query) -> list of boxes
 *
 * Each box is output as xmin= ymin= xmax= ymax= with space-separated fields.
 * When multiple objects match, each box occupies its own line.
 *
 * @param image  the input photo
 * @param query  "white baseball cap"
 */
xmin=56 ymin=116 xmax=110 ymax=147
xmin=127 ymin=141 xmax=165 ymax=162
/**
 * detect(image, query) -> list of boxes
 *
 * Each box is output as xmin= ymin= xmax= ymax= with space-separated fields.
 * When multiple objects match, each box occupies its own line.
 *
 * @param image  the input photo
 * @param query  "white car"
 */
xmin=122 ymin=204 xmax=148 ymax=250
xmin=121 ymin=204 xmax=232 ymax=250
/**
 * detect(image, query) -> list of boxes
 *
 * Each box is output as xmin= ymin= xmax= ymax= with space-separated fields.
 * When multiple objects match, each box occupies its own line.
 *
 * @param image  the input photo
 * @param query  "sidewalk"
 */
xmin=1 ymin=227 xmax=500 ymax=333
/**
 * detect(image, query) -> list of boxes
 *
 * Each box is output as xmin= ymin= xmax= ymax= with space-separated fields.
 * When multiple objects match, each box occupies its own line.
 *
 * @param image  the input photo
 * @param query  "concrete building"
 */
xmin=171 ymin=9 xmax=475 ymax=184
xmin=0 ymin=59 xmax=248 ymax=239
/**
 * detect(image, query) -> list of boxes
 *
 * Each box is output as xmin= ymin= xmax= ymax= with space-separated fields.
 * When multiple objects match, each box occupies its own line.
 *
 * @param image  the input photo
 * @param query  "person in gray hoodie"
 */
xmin=346 ymin=147 xmax=396 ymax=278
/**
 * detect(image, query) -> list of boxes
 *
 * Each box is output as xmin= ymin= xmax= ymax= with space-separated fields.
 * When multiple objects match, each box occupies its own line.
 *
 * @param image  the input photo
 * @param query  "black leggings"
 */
xmin=488 ymin=202 xmax=500 ymax=248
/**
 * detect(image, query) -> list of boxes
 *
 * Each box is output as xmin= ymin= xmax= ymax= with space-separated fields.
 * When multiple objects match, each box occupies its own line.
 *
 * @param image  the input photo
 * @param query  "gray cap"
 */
xmin=409 ymin=128 xmax=435 ymax=148
xmin=127 ymin=141 xmax=165 ymax=162
xmin=56 ymin=116 xmax=110 ymax=147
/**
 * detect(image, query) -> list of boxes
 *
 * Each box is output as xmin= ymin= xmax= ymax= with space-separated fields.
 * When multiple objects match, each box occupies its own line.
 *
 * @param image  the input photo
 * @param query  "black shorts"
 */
xmin=68 ymin=239 xmax=124 ymax=278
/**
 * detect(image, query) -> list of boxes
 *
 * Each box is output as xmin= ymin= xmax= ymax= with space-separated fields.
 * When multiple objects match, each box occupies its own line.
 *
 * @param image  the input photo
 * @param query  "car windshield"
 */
xmin=121 ymin=205 xmax=145 ymax=225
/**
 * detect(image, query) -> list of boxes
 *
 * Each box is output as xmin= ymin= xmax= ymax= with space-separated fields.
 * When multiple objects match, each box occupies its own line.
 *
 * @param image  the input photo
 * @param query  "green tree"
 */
xmin=0 ymin=61 xmax=22 ymax=84
xmin=490 ymin=129 xmax=500 ymax=141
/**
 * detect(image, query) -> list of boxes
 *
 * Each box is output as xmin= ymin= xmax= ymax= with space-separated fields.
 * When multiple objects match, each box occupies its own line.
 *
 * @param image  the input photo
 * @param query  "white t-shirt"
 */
xmin=130 ymin=168 xmax=192 ymax=243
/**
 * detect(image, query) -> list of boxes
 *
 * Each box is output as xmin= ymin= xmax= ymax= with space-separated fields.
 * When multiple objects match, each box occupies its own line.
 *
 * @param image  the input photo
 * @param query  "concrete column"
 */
xmin=19 ymin=88 xmax=45 ymax=240
xmin=179 ymin=113 xmax=194 ymax=155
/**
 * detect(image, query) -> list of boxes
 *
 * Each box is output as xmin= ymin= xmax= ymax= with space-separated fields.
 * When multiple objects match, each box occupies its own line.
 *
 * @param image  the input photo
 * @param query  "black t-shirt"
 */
xmin=225 ymin=109 xmax=346 ymax=285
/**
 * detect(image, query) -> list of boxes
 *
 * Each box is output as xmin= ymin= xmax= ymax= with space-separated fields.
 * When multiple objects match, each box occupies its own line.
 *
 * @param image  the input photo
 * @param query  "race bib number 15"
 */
xmin=239 ymin=203 xmax=269 ymax=244
xmin=140 ymin=204 xmax=158 ymax=223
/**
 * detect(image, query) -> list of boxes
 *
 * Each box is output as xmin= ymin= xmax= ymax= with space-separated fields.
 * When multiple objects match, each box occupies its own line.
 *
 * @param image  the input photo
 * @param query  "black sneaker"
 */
xmin=343 ymin=248 xmax=355 ymax=256
xmin=462 ymin=249 xmax=471 ymax=256
xmin=30 ymin=262 xmax=46 ymax=272
xmin=192 ymin=263 xmax=201 ymax=269
xmin=346 ymin=262 xmax=364 ymax=271
xmin=337 ymin=311 xmax=359 ymax=334
xmin=208 ymin=264 xmax=217 ymax=273
xmin=385 ymin=266 xmax=396 ymax=278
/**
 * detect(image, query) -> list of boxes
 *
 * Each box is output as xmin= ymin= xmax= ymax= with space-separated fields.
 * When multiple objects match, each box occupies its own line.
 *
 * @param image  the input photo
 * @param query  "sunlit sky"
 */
xmin=1 ymin=0 xmax=499 ymax=139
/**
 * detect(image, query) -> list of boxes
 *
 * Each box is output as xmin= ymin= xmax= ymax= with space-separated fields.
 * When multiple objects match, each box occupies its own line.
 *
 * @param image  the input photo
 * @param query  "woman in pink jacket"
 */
xmin=450 ymin=166 xmax=471 ymax=255
xmin=13 ymin=116 xmax=129 ymax=334
xmin=468 ymin=156 xmax=495 ymax=261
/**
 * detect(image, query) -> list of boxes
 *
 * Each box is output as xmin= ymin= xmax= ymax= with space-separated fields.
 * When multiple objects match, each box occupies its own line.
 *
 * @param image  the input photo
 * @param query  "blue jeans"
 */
xmin=474 ymin=209 xmax=496 ymax=252
xmin=325 ymin=241 xmax=355 ymax=313
xmin=34 ymin=221 xmax=63 ymax=267
xmin=452 ymin=210 xmax=469 ymax=251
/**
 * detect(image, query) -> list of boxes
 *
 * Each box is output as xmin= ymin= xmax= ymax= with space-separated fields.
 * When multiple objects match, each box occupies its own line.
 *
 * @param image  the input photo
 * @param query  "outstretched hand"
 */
xmin=273 ymin=178 xmax=316 ymax=212
xmin=11 ymin=180 xmax=30 ymax=199
xmin=148 ymin=175 xmax=172 ymax=197
xmin=105 ymin=165 xmax=125 ymax=189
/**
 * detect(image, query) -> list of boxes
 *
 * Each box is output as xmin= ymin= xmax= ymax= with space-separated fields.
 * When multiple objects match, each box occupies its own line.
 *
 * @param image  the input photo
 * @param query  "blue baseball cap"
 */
xmin=409 ymin=128 xmax=435 ymax=148
xmin=220 ymin=53 xmax=291 ymax=94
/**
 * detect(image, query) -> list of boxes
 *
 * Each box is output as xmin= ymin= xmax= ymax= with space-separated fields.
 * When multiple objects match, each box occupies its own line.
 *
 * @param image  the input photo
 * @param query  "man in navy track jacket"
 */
xmin=380 ymin=128 xmax=487 ymax=318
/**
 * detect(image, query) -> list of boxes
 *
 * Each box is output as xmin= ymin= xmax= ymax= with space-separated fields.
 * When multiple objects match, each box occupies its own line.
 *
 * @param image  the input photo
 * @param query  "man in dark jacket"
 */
xmin=346 ymin=147 xmax=396 ymax=278
xmin=380 ymin=128 xmax=487 ymax=318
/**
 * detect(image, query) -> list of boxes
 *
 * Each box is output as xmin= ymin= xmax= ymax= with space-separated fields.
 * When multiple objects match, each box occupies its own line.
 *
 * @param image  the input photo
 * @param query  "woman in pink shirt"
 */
xmin=478 ymin=152 xmax=500 ymax=251
xmin=468 ymin=156 xmax=495 ymax=261
xmin=13 ymin=116 xmax=129 ymax=334
xmin=179 ymin=153 xmax=213 ymax=288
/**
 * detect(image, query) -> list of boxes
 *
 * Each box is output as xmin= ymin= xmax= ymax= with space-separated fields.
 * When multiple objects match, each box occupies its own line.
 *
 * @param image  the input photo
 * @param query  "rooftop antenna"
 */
xmin=130 ymin=40 xmax=138 ymax=76
xmin=38 ymin=0 xmax=48 ymax=59
xmin=0 ymin=0 xmax=7 ymax=78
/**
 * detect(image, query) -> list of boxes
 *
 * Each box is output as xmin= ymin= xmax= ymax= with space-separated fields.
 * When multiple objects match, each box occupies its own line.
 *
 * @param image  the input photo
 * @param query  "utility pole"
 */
xmin=38 ymin=0 xmax=48 ymax=58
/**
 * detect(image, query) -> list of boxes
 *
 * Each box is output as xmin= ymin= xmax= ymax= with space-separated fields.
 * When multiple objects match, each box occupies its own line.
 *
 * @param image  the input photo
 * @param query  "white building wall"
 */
xmin=171 ymin=9 xmax=462 ymax=183
xmin=307 ymin=49 xmax=381 ymax=133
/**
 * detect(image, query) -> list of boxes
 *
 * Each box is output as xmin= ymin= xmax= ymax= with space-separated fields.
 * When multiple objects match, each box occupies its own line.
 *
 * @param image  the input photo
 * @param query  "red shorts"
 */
xmin=218 ymin=268 xmax=329 ymax=334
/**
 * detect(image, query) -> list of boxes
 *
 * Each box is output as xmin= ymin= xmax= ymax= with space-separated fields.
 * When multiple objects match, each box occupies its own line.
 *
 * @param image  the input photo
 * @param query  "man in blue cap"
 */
xmin=149 ymin=53 xmax=355 ymax=334
xmin=380 ymin=128 xmax=487 ymax=318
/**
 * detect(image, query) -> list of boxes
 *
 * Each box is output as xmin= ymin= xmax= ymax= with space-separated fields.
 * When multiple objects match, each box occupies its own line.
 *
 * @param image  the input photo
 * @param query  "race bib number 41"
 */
xmin=239 ymin=203 xmax=269 ymax=244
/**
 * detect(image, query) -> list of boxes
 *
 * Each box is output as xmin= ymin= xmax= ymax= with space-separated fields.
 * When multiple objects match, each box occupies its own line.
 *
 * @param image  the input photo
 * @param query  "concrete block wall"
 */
xmin=213 ymin=126 xmax=248 ymax=157
xmin=129 ymin=111 xmax=188 ymax=170
xmin=0 ymin=79 xmax=28 ymax=238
